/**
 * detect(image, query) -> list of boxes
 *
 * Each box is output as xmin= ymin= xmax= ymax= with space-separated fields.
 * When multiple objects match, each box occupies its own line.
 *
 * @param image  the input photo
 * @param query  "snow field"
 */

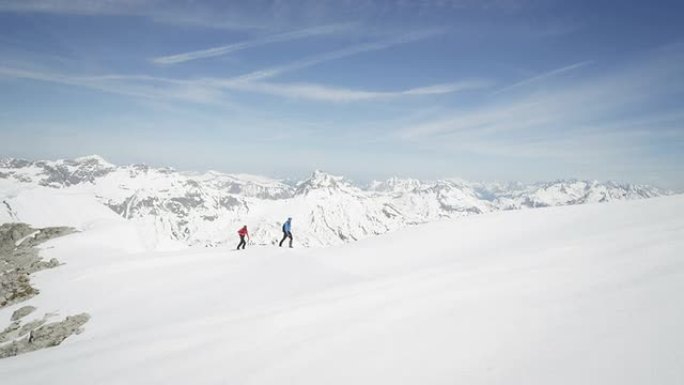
xmin=0 ymin=195 xmax=682 ymax=384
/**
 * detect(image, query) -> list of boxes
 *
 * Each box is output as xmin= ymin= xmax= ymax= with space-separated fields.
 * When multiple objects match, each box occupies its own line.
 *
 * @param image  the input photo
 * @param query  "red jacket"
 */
xmin=238 ymin=227 xmax=248 ymax=236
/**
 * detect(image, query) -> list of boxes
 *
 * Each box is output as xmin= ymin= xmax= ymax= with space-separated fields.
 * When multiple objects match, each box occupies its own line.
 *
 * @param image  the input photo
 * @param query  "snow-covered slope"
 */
xmin=0 ymin=156 xmax=669 ymax=247
xmin=0 ymin=195 xmax=682 ymax=384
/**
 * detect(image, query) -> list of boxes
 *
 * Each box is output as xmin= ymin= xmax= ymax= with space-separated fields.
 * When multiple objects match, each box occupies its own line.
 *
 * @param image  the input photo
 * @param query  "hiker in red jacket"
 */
xmin=237 ymin=225 xmax=249 ymax=250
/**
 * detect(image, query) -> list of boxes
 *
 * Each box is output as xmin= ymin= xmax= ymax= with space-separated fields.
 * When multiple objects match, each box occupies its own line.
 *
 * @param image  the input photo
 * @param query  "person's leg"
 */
xmin=288 ymin=232 xmax=293 ymax=248
xmin=237 ymin=235 xmax=245 ymax=250
xmin=279 ymin=232 xmax=287 ymax=247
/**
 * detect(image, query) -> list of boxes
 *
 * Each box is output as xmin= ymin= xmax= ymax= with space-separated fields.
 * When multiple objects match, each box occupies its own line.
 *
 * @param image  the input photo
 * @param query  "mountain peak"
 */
xmin=295 ymin=170 xmax=351 ymax=194
xmin=72 ymin=155 xmax=115 ymax=168
xmin=310 ymin=169 xmax=338 ymax=183
xmin=0 ymin=157 xmax=31 ymax=169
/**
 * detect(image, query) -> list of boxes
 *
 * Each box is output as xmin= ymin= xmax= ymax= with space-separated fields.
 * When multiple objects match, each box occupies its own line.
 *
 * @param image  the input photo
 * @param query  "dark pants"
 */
xmin=279 ymin=231 xmax=293 ymax=247
xmin=237 ymin=235 xmax=246 ymax=250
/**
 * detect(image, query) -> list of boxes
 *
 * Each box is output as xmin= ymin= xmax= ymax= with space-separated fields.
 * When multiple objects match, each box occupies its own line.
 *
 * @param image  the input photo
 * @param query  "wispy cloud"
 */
xmin=492 ymin=60 xmax=592 ymax=95
xmin=0 ymin=0 xmax=159 ymax=15
xmin=0 ymin=28 xmax=461 ymax=103
xmin=152 ymin=24 xmax=352 ymax=65
xmin=0 ymin=62 xmax=481 ymax=104
xmin=396 ymin=49 xmax=684 ymax=163
xmin=0 ymin=0 xmax=525 ymax=15
xmin=229 ymin=29 xmax=446 ymax=82
xmin=223 ymin=79 xmax=489 ymax=102
xmin=0 ymin=0 xmax=295 ymax=31
xmin=0 ymin=66 xmax=225 ymax=104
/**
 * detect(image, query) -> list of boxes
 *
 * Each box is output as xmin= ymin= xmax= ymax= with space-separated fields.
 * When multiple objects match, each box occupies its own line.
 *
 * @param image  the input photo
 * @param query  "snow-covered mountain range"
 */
xmin=0 ymin=155 xmax=669 ymax=248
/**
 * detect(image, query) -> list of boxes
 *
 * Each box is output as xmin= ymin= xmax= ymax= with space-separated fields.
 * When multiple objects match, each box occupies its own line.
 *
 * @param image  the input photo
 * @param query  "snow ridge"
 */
xmin=0 ymin=156 xmax=671 ymax=248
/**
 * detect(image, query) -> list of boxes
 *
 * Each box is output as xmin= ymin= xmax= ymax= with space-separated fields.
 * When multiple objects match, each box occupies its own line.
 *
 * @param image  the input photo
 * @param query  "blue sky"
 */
xmin=0 ymin=0 xmax=683 ymax=189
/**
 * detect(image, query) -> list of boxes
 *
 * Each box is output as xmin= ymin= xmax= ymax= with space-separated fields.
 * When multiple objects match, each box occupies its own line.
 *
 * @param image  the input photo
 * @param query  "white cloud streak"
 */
xmin=0 ymin=66 xmax=224 ymax=104
xmin=0 ymin=29 xmax=462 ymax=103
xmin=0 ymin=63 xmax=483 ymax=103
xmin=223 ymin=79 xmax=489 ymax=102
xmin=491 ymin=60 xmax=592 ymax=95
xmin=228 ymin=29 xmax=446 ymax=82
xmin=0 ymin=0 xmax=158 ymax=15
xmin=0 ymin=0 xmax=291 ymax=31
xmin=152 ymin=24 xmax=352 ymax=65
xmin=396 ymin=51 xmax=684 ymax=163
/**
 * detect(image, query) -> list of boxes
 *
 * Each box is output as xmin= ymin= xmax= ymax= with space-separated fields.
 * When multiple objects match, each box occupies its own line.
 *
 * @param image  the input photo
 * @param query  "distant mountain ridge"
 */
xmin=0 ymin=156 xmax=671 ymax=248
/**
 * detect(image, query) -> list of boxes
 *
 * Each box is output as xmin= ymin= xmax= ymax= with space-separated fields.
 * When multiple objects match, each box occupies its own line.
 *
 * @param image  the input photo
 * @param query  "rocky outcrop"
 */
xmin=0 ymin=223 xmax=73 ymax=308
xmin=0 ymin=273 xmax=37 ymax=308
xmin=0 ymin=313 xmax=90 ymax=358
xmin=0 ymin=223 xmax=89 ymax=359
xmin=10 ymin=305 xmax=36 ymax=321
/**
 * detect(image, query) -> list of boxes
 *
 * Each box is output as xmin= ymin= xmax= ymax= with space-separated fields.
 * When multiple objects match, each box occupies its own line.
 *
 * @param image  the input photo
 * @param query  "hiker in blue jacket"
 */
xmin=279 ymin=217 xmax=293 ymax=248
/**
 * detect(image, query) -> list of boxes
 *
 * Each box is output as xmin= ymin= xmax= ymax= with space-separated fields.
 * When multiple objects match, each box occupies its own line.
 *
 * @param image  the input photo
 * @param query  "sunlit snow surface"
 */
xmin=0 ymin=195 xmax=682 ymax=384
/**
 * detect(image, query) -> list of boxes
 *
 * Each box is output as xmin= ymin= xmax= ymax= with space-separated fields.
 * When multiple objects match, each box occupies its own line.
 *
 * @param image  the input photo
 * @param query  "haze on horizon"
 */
xmin=0 ymin=0 xmax=683 ymax=189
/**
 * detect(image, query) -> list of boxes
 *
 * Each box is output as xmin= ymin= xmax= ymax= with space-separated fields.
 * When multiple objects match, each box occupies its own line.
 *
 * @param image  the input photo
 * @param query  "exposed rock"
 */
xmin=0 ymin=321 xmax=21 ymax=344
xmin=1 ymin=272 xmax=37 ymax=307
xmin=0 ymin=223 xmax=74 ymax=308
xmin=0 ymin=224 xmax=88 ymax=359
xmin=0 ymin=313 xmax=90 ymax=359
xmin=28 ymin=313 xmax=90 ymax=346
xmin=19 ymin=318 xmax=47 ymax=337
xmin=11 ymin=305 xmax=36 ymax=321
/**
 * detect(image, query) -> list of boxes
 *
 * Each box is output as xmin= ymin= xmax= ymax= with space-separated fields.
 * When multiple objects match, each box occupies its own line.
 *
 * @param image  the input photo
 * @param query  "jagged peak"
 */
xmin=0 ymin=157 xmax=32 ymax=168
xmin=309 ymin=170 xmax=345 ymax=185
xmin=72 ymin=155 xmax=115 ymax=168
xmin=295 ymin=170 xmax=353 ymax=194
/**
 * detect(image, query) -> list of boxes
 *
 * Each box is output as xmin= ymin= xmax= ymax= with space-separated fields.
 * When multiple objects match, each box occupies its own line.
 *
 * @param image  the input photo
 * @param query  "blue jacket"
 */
xmin=282 ymin=219 xmax=292 ymax=232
